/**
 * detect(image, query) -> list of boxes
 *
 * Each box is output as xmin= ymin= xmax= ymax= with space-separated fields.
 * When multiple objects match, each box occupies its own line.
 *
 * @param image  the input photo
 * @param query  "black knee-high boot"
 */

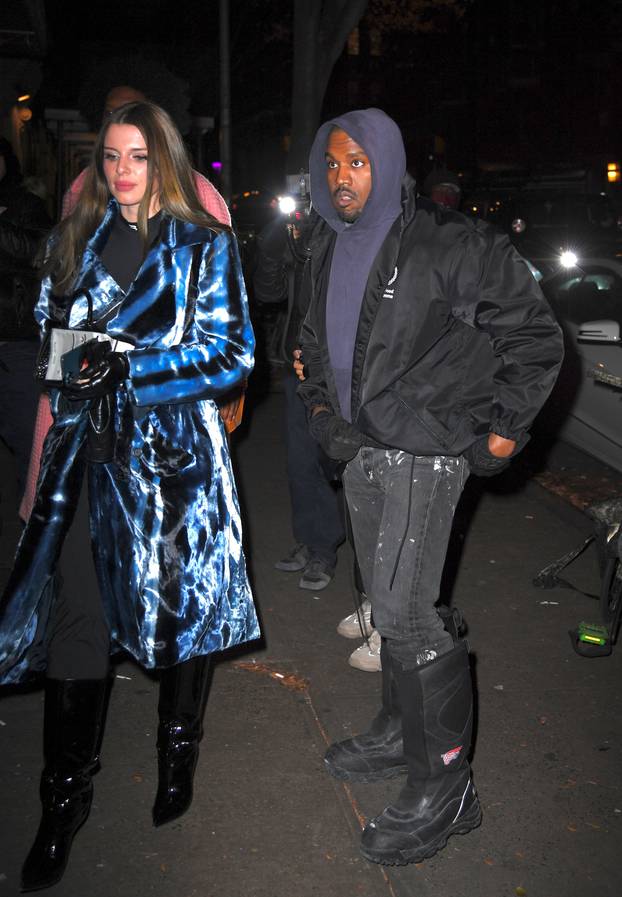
xmin=152 ymin=655 xmax=211 ymax=827
xmin=324 ymin=639 xmax=407 ymax=782
xmin=21 ymin=677 xmax=111 ymax=892
xmin=360 ymin=641 xmax=481 ymax=866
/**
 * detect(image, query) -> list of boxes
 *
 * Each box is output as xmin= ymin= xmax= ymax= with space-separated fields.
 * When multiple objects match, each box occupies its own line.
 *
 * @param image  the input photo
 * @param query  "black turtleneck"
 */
xmin=101 ymin=212 xmax=162 ymax=292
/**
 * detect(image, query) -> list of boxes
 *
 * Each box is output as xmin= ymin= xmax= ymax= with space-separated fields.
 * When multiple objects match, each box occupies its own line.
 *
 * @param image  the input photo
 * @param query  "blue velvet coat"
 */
xmin=0 ymin=202 xmax=259 ymax=684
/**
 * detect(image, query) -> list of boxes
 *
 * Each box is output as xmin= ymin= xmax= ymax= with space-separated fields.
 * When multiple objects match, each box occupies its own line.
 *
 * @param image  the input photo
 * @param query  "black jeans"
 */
xmin=283 ymin=370 xmax=345 ymax=566
xmin=343 ymin=448 xmax=469 ymax=668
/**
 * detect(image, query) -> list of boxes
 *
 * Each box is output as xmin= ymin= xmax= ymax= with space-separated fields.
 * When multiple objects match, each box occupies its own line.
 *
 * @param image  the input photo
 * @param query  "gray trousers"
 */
xmin=343 ymin=448 xmax=469 ymax=669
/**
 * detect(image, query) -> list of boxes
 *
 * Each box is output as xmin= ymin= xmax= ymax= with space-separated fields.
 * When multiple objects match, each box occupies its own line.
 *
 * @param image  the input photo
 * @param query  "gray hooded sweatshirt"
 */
xmin=308 ymin=108 xmax=406 ymax=420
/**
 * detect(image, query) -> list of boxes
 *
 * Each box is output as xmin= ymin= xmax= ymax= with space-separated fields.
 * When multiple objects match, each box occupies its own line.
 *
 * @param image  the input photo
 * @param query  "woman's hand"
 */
xmin=218 ymin=384 xmax=246 ymax=426
xmin=63 ymin=350 xmax=129 ymax=400
xmin=293 ymin=348 xmax=305 ymax=381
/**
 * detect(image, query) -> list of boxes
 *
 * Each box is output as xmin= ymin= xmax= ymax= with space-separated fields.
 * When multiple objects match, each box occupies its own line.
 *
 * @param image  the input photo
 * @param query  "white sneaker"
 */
xmin=348 ymin=629 xmax=382 ymax=672
xmin=337 ymin=599 xmax=373 ymax=639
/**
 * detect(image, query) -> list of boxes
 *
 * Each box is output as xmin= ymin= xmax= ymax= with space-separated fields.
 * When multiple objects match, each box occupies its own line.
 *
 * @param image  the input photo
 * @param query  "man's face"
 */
xmin=325 ymin=128 xmax=372 ymax=223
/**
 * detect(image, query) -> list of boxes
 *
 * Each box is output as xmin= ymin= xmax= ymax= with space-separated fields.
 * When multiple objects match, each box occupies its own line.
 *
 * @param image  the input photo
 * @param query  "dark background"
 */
xmin=0 ymin=0 xmax=621 ymax=206
xmin=33 ymin=0 xmax=622 ymax=192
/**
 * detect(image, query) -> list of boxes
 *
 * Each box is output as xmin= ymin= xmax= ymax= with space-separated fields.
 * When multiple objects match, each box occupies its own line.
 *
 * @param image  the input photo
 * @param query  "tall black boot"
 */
xmin=360 ymin=641 xmax=481 ymax=865
xmin=152 ymin=655 xmax=211 ymax=827
xmin=324 ymin=639 xmax=408 ymax=782
xmin=21 ymin=678 xmax=110 ymax=892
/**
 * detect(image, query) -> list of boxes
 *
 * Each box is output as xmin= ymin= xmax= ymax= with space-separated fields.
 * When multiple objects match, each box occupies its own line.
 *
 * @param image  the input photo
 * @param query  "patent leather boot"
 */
xmin=152 ymin=656 xmax=211 ymax=827
xmin=21 ymin=678 xmax=110 ymax=892
xmin=360 ymin=641 xmax=482 ymax=865
xmin=324 ymin=639 xmax=408 ymax=782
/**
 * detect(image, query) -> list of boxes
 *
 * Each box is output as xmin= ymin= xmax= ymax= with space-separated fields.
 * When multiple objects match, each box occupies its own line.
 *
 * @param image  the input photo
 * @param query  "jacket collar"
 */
xmin=401 ymin=174 xmax=418 ymax=226
xmin=85 ymin=199 xmax=218 ymax=259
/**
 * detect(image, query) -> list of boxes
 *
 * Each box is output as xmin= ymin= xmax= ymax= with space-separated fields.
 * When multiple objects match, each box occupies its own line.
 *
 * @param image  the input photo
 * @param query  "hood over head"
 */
xmin=308 ymin=110 xmax=407 ymax=423
xmin=309 ymin=108 xmax=406 ymax=232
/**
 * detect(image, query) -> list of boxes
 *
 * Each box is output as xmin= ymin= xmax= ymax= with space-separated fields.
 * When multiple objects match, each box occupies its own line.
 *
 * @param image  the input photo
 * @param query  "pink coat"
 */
xmin=20 ymin=169 xmax=231 ymax=521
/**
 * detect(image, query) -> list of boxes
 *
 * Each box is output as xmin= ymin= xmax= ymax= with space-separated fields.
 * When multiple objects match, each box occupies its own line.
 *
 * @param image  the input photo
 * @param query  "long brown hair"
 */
xmin=47 ymin=101 xmax=227 ymax=292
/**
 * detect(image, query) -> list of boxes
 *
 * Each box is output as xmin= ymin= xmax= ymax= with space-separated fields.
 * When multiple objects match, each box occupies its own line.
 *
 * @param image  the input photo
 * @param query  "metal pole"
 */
xmin=219 ymin=0 xmax=232 ymax=204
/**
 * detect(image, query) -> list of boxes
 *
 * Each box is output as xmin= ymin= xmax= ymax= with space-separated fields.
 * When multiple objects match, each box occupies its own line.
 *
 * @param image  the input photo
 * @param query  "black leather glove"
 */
xmin=64 ymin=348 xmax=129 ymax=400
xmin=463 ymin=434 xmax=523 ymax=478
xmin=308 ymin=410 xmax=364 ymax=462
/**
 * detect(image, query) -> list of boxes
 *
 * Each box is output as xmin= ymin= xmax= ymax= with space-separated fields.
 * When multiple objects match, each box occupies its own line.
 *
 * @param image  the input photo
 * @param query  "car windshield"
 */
xmin=542 ymin=264 xmax=622 ymax=328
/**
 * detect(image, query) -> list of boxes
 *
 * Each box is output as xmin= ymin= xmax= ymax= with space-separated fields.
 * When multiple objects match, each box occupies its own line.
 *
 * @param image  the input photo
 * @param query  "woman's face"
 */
xmin=102 ymin=124 xmax=160 ymax=222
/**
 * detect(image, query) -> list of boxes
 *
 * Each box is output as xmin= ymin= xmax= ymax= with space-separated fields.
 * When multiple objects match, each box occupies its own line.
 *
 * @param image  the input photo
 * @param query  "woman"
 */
xmin=0 ymin=102 xmax=259 ymax=891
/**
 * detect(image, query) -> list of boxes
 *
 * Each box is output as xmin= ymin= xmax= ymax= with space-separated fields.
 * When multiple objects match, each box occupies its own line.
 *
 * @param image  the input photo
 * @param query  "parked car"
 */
xmin=507 ymin=192 xmax=622 ymax=278
xmin=539 ymin=256 xmax=622 ymax=471
xmin=463 ymin=187 xmax=622 ymax=279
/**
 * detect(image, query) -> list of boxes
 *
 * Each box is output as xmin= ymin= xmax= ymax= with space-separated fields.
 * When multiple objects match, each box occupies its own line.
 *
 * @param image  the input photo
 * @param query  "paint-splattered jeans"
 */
xmin=343 ymin=448 xmax=469 ymax=669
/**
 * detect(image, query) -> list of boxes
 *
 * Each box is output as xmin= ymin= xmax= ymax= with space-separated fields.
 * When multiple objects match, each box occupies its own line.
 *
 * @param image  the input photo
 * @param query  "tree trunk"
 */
xmin=288 ymin=0 xmax=368 ymax=175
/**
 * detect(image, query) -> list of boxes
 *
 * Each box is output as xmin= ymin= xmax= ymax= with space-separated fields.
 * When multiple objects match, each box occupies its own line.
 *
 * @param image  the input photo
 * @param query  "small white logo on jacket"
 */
xmin=383 ymin=266 xmax=398 ymax=299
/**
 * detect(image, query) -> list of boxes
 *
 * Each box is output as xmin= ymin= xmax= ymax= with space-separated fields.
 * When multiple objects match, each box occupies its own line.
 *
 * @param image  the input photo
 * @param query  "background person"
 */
xmin=254 ymin=210 xmax=345 ymax=591
xmin=0 ymin=137 xmax=51 ymax=503
xmin=0 ymin=101 xmax=258 ymax=892
xmin=422 ymin=167 xmax=462 ymax=210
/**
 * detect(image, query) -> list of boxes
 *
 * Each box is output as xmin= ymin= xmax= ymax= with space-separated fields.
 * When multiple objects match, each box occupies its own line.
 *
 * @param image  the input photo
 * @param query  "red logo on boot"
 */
xmin=441 ymin=745 xmax=462 ymax=766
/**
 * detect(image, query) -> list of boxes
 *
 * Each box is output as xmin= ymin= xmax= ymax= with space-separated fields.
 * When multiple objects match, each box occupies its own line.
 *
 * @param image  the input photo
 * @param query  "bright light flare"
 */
xmin=278 ymin=196 xmax=296 ymax=215
xmin=560 ymin=250 xmax=578 ymax=269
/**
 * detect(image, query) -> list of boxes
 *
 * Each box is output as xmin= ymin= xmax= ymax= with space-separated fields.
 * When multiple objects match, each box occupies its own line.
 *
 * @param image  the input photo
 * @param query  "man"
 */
xmin=297 ymin=108 xmax=563 ymax=866
xmin=254 ymin=210 xmax=344 ymax=591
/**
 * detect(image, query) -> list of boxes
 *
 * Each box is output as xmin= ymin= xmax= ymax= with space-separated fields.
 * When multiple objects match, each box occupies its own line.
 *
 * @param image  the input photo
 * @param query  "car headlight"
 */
xmin=511 ymin=217 xmax=526 ymax=234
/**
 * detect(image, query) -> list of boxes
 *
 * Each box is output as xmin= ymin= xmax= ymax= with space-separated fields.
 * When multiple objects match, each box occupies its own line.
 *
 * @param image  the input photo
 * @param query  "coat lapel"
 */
xmin=68 ymin=202 xmax=124 ymax=328
xmin=107 ymin=213 xmax=216 ymax=347
xmin=68 ymin=203 xmax=216 ymax=343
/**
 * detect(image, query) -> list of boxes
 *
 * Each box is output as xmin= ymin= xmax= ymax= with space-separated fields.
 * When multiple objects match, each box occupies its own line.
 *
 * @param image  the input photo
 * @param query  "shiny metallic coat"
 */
xmin=0 ymin=202 xmax=259 ymax=684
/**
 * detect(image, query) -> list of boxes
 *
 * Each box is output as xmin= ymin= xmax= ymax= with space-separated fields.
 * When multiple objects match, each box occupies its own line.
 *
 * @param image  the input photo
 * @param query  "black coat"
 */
xmin=0 ymin=181 xmax=51 ymax=340
xmin=253 ymin=211 xmax=319 ymax=363
xmin=298 ymin=182 xmax=564 ymax=457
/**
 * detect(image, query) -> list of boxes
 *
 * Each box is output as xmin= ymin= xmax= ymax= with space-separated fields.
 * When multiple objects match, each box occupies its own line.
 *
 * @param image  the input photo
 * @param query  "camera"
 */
xmin=278 ymin=171 xmax=311 ymax=220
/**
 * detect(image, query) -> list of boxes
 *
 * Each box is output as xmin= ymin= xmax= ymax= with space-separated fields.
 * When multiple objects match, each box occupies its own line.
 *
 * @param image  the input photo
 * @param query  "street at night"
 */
xmin=1 ymin=2 xmax=622 ymax=895
xmin=1 ymin=384 xmax=621 ymax=896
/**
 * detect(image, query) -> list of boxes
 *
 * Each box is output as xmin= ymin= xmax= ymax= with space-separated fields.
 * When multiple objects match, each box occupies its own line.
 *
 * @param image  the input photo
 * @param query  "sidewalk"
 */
xmin=1 ymin=387 xmax=620 ymax=897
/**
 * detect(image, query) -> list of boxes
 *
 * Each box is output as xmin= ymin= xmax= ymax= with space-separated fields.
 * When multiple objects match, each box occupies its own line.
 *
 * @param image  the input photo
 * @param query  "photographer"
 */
xmin=254 ymin=189 xmax=345 ymax=591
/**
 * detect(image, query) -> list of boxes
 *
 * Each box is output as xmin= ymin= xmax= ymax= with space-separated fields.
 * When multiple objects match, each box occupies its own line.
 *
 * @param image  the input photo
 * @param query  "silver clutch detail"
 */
xmin=39 ymin=329 xmax=134 ymax=384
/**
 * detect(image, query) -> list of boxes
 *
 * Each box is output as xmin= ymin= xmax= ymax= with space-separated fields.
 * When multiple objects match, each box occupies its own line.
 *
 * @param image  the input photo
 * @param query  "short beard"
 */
xmin=337 ymin=208 xmax=361 ymax=223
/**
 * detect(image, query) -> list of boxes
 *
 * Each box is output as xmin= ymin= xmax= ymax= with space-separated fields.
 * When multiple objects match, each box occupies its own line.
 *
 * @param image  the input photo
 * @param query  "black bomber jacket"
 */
xmin=297 ymin=181 xmax=564 ymax=457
